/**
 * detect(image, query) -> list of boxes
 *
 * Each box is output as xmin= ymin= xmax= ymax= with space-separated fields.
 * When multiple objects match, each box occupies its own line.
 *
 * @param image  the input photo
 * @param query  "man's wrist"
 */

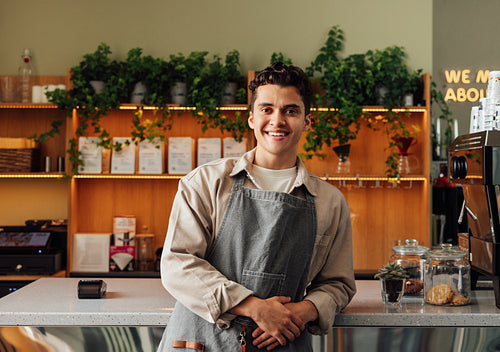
xmin=228 ymin=295 xmax=259 ymax=319
xmin=300 ymin=300 xmax=319 ymax=323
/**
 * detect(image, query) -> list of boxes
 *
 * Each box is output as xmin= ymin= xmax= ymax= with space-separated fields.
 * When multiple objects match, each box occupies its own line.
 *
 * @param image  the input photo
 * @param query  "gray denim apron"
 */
xmin=158 ymin=171 xmax=317 ymax=351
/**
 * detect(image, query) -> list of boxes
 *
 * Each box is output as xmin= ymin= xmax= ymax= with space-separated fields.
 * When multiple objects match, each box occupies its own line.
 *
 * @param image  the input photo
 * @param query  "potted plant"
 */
xmin=304 ymin=26 xmax=374 ymax=170
xmin=375 ymin=262 xmax=410 ymax=304
xmin=188 ymin=54 xmax=247 ymax=141
xmin=222 ymin=50 xmax=246 ymax=105
xmin=121 ymin=47 xmax=167 ymax=104
xmin=73 ymin=42 xmax=117 ymax=93
xmin=167 ymin=51 xmax=208 ymax=105
xmin=364 ymin=46 xmax=424 ymax=177
xmin=367 ymin=46 xmax=422 ymax=108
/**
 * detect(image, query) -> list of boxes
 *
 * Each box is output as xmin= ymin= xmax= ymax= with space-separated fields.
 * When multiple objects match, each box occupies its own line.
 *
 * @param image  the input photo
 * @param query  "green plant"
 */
xmin=122 ymin=48 xmax=170 ymax=105
xmin=270 ymin=52 xmax=293 ymax=65
xmin=37 ymin=44 xmax=174 ymax=174
xmin=374 ymin=262 xmax=409 ymax=280
xmin=367 ymin=46 xmax=422 ymax=108
xmin=168 ymin=51 xmax=208 ymax=96
xmin=303 ymin=26 xmax=373 ymax=158
xmin=189 ymin=53 xmax=248 ymax=141
xmin=76 ymin=42 xmax=115 ymax=83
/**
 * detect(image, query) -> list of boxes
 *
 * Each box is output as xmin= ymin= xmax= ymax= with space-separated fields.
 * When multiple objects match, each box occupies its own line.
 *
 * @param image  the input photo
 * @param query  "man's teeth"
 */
xmin=268 ymin=132 xmax=286 ymax=137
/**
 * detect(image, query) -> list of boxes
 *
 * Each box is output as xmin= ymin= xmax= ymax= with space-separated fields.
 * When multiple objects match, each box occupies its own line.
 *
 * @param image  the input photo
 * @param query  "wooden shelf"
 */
xmin=0 ymin=73 xmax=432 ymax=274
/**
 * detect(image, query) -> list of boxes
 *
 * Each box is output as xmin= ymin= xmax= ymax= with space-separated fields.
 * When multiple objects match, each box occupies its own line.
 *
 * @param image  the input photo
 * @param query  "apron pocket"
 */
xmin=241 ymin=270 xmax=285 ymax=298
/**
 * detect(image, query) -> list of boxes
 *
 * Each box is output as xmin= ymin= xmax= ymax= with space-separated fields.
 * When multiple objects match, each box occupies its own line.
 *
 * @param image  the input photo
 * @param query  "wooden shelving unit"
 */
xmin=0 ymin=73 xmax=431 ymax=277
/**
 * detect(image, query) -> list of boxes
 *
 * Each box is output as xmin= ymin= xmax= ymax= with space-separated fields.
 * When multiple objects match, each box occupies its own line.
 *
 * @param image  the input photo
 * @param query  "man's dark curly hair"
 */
xmin=248 ymin=62 xmax=312 ymax=115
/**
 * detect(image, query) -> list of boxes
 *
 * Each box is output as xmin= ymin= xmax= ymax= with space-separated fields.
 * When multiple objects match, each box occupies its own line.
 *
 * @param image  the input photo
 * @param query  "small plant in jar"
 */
xmin=375 ymin=262 xmax=409 ymax=304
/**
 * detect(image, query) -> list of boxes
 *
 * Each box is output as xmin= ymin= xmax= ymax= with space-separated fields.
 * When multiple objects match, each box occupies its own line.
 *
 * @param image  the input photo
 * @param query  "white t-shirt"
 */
xmin=251 ymin=164 xmax=297 ymax=193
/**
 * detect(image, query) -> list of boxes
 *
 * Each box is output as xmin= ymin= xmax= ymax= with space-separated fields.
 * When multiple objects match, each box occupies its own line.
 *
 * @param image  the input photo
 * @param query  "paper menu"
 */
xmin=139 ymin=138 xmax=164 ymax=174
xmin=78 ymin=137 xmax=102 ymax=173
xmin=111 ymin=137 xmax=136 ymax=174
xmin=168 ymin=137 xmax=194 ymax=174
xmin=223 ymin=137 xmax=247 ymax=158
xmin=197 ymin=138 xmax=221 ymax=167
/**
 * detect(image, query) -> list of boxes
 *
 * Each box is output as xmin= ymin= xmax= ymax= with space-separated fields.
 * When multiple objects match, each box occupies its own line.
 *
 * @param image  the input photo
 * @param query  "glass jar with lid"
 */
xmin=424 ymin=243 xmax=471 ymax=306
xmin=391 ymin=239 xmax=429 ymax=296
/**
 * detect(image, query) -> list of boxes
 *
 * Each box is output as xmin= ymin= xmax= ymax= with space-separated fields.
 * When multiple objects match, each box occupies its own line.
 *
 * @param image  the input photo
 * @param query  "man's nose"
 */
xmin=269 ymin=111 xmax=285 ymax=126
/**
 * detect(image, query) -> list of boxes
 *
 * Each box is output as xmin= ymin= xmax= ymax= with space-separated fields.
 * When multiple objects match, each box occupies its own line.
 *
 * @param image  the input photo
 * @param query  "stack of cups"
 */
xmin=475 ymin=71 xmax=500 ymax=132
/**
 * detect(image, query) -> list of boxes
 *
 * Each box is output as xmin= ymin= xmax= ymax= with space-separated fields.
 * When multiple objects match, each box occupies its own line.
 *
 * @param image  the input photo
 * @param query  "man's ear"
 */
xmin=248 ymin=111 xmax=254 ymax=129
xmin=304 ymin=113 xmax=312 ymax=131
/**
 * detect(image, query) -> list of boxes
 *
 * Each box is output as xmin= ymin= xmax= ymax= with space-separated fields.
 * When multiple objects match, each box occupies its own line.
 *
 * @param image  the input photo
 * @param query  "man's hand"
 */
xmin=229 ymin=296 xmax=305 ymax=349
xmin=251 ymin=300 xmax=319 ymax=350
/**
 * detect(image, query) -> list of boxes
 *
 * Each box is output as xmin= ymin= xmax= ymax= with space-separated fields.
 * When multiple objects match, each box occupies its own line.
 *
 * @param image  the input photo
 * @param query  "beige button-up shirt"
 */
xmin=161 ymin=149 xmax=356 ymax=335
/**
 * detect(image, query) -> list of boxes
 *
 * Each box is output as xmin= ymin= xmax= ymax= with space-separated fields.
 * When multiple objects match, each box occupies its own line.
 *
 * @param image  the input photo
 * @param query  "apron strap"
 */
xmin=172 ymin=340 xmax=205 ymax=351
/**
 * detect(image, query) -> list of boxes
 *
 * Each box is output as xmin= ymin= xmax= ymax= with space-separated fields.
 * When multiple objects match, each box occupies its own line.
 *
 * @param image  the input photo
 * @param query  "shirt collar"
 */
xmin=230 ymin=148 xmax=318 ymax=197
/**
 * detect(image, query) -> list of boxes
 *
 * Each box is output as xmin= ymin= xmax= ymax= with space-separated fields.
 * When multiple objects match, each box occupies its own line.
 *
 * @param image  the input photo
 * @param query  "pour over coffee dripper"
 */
xmin=395 ymin=137 xmax=418 ymax=175
xmin=333 ymin=144 xmax=351 ymax=175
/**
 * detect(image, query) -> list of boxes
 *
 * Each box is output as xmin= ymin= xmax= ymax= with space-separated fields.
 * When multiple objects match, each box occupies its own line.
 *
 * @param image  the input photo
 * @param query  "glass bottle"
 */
xmin=424 ymin=243 xmax=471 ymax=306
xmin=391 ymin=239 xmax=429 ymax=296
xmin=18 ymin=48 xmax=33 ymax=103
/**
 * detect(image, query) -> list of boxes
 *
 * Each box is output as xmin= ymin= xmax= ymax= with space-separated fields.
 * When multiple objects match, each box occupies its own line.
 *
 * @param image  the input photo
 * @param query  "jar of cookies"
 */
xmin=391 ymin=239 xmax=429 ymax=296
xmin=424 ymin=243 xmax=471 ymax=306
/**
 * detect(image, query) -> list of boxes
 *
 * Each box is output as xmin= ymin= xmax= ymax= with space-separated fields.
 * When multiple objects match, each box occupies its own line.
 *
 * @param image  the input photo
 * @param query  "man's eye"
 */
xmin=261 ymin=107 xmax=271 ymax=113
xmin=285 ymin=109 xmax=297 ymax=114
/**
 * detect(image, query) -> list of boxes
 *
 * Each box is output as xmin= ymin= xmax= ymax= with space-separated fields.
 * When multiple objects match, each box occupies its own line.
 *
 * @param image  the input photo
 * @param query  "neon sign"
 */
xmin=443 ymin=69 xmax=489 ymax=103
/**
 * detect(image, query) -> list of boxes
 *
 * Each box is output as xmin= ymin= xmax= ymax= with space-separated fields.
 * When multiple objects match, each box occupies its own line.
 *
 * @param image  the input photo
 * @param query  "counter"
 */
xmin=0 ymin=278 xmax=499 ymax=327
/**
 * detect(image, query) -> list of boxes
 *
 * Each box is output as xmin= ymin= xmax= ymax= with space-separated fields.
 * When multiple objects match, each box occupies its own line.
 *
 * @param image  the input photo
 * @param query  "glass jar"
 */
xmin=424 ymin=243 xmax=471 ymax=306
xmin=391 ymin=239 xmax=429 ymax=296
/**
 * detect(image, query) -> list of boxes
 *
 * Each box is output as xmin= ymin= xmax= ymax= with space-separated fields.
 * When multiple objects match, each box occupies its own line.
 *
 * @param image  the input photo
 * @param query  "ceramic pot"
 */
xmin=89 ymin=80 xmax=106 ymax=94
xmin=171 ymin=82 xmax=187 ymax=105
xmin=222 ymin=82 xmax=237 ymax=105
xmin=131 ymin=82 xmax=147 ymax=104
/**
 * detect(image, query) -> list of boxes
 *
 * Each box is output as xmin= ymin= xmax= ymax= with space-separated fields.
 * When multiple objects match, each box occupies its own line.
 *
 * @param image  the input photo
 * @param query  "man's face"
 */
xmin=248 ymin=84 xmax=311 ymax=169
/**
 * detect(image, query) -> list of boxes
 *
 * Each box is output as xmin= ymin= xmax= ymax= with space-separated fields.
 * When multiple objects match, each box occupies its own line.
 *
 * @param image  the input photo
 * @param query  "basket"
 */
xmin=0 ymin=148 xmax=41 ymax=172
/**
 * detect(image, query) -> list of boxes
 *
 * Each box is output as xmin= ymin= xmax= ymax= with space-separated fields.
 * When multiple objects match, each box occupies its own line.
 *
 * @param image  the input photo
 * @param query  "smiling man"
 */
xmin=158 ymin=62 xmax=356 ymax=351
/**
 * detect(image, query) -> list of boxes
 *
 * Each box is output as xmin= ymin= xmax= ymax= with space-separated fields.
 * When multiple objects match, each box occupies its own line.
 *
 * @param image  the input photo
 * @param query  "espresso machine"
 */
xmin=449 ymin=130 xmax=500 ymax=308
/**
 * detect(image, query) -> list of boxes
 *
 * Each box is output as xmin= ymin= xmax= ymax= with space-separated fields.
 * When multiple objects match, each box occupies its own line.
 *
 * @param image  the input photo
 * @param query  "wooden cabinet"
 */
xmin=0 ymin=73 xmax=431 ymax=277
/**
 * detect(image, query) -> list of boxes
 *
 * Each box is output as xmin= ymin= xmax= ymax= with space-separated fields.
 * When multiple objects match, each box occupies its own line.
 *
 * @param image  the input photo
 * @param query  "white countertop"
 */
xmin=0 ymin=278 xmax=175 ymax=326
xmin=1 ymin=278 xmax=500 ymax=327
xmin=336 ymin=280 xmax=500 ymax=327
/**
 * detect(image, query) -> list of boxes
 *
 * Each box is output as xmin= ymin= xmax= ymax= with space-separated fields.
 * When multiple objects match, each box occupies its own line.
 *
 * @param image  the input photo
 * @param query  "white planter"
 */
xmin=222 ymin=82 xmax=238 ymax=105
xmin=377 ymin=86 xmax=389 ymax=105
xmin=131 ymin=82 xmax=147 ymax=104
xmin=171 ymin=82 xmax=187 ymax=105
xmin=404 ymin=94 xmax=414 ymax=106
xmin=89 ymin=80 xmax=106 ymax=94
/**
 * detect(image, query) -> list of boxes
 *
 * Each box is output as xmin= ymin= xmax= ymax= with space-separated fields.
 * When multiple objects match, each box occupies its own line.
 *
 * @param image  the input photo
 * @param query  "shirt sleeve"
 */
xmin=160 ymin=174 xmax=253 ymax=328
xmin=303 ymin=194 xmax=357 ymax=335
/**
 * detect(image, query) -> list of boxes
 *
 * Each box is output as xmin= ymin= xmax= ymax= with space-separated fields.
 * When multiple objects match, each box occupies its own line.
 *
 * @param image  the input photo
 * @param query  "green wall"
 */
xmin=0 ymin=0 xmax=432 ymax=76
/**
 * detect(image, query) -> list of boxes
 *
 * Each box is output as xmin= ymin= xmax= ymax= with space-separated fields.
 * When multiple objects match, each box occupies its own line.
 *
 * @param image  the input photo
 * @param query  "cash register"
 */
xmin=0 ymin=220 xmax=66 ymax=297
